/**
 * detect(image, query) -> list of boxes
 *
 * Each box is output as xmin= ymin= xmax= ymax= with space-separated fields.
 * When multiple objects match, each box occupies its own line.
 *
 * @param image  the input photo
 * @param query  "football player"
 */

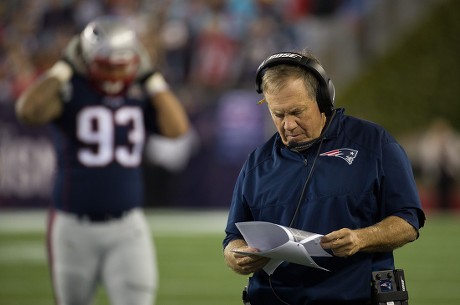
xmin=16 ymin=16 xmax=190 ymax=305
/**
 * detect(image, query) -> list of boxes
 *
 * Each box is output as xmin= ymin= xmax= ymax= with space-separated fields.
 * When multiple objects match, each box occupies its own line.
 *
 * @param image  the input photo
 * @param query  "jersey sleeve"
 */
xmin=381 ymin=142 xmax=426 ymax=230
xmin=223 ymin=162 xmax=253 ymax=249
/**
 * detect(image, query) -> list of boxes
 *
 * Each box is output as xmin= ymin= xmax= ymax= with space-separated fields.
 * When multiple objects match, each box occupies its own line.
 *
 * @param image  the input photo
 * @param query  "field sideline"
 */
xmin=1 ymin=209 xmax=459 ymax=305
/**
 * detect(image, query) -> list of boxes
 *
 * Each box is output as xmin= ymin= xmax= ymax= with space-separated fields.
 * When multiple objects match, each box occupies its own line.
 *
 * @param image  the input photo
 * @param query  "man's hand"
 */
xmin=224 ymin=239 xmax=270 ymax=275
xmin=320 ymin=216 xmax=418 ymax=257
xmin=320 ymin=228 xmax=361 ymax=257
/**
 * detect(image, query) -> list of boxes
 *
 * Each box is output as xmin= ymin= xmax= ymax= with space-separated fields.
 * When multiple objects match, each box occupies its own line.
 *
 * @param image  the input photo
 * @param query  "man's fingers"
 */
xmin=320 ymin=236 xmax=342 ymax=249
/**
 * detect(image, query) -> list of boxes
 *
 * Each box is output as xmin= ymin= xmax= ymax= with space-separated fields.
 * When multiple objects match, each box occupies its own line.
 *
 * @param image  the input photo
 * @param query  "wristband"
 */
xmin=47 ymin=61 xmax=73 ymax=83
xmin=145 ymin=72 xmax=169 ymax=96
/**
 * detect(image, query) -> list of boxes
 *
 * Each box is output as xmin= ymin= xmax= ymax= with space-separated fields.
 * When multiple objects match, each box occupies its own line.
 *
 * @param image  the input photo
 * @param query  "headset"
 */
xmin=255 ymin=52 xmax=336 ymax=116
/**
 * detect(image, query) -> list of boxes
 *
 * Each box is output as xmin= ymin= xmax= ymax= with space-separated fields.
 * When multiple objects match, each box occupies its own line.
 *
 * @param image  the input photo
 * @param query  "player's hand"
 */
xmin=142 ymin=71 xmax=170 ymax=96
xmin=46 ymin=60 xmax=73 ymax=85
xmin=62 ymin=36 xmax=82 ymax=73
xmin=320 ymin=228 xmax=362 ymax=257
xmin=137 ymin=49 xmax=154 ymax=77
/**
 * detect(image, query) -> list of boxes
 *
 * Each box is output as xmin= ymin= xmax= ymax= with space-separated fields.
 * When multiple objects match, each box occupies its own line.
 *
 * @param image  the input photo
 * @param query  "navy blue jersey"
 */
xmin=224 ymin=108 xmax=425 ymax=304
xmin=51 ymin=73 xmax=158 ymax=215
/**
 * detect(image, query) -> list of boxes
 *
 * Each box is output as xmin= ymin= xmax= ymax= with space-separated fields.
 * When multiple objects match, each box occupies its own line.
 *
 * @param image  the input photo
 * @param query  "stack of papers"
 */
xmin=234 ymin=221 xmax=332 ymax=274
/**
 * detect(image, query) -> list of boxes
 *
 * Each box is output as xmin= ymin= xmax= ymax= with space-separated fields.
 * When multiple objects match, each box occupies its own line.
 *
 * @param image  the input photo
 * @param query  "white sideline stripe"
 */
xmin=0 ymin=242 xmax=45 ymax=262
xmin=0 ymin=209 xmax=230 ymax=236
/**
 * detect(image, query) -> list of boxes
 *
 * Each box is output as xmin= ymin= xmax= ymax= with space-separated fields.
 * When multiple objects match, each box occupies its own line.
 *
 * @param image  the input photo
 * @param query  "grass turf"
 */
xmin=0 ymin=210 xmax=458 ymax=305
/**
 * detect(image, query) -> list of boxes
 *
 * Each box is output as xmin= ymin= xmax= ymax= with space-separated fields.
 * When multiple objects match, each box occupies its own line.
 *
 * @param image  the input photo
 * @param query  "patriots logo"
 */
xmin=320 ymin=148 xmax=358 ymax=165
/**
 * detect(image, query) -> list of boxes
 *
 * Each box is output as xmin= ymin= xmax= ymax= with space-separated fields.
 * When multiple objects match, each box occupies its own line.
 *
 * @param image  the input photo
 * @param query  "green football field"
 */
xmin=0 ymin=209 xmax=459 ymax=305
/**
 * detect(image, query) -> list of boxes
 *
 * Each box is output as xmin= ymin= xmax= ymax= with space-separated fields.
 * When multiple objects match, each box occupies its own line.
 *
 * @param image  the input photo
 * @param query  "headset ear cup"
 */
xmin=316 ymin=78 xmax=335 ymax=116
xmin=320 ymin=79 xmax=335 ymax=116
xmin=327 ymin=79 xmax=336 ymax=108
xmin=316 ymin=85 xmax=330 ymax=116
xmin=255 ymin=70 xmax=263 ymax=93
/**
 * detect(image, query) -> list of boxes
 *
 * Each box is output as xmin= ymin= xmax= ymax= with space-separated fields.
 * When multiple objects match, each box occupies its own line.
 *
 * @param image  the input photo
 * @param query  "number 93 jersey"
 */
xmin=51 ymin=73 xmax=159 ymax=215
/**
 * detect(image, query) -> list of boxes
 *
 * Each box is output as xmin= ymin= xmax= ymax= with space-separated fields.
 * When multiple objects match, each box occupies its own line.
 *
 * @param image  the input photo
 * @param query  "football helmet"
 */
xmin=80 ymin=16 xmax=142 ymax=95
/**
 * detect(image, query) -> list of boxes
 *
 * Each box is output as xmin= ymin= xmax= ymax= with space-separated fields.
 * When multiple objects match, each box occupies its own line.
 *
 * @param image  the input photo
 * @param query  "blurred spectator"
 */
xmin=418 ymin=118 xmax=460 ymax=210
xmin=40 ymin=0 xmax=74 ymax=32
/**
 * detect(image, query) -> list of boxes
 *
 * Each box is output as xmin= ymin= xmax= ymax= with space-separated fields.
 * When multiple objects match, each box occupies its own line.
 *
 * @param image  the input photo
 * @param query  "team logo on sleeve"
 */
xmin=320 ymin=148 xmax=358 ymax=165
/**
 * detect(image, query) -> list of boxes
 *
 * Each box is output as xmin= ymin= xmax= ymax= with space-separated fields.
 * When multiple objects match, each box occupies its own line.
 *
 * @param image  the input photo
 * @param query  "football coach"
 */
xmin=223 ymin=50 xmax=425 ymax=305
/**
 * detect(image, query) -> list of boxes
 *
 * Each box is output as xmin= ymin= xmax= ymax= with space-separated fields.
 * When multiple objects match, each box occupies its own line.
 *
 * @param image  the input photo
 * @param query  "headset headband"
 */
xmin=255 ymin=52 xmax=336 ymax=115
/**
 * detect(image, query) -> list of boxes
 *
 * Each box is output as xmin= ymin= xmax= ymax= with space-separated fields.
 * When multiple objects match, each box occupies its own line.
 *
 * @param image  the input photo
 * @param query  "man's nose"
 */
xmin=283 ymin=116 xmax=297 ymax=131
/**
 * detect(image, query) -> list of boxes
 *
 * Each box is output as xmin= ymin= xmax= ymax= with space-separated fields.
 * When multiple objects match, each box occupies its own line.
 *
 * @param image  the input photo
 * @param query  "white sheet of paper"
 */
xmin=234 ymin=221 xmax=331 ymax=274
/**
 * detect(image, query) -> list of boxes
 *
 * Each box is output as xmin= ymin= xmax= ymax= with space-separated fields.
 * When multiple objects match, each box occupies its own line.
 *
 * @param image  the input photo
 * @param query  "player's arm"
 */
xmin=144 ymin=72 xmax=190 ymax=138
xmin=320 ymin=215 xmax=418 ymax=257
xmin=224 ymin=238 xmax=270 ymax=275
xmin=16 ymin=61 xmax=72 ymax=125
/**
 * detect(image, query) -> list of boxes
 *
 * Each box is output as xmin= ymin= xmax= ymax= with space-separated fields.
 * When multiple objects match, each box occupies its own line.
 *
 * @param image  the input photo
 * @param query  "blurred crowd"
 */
xmin=3 ymin=0 xmax=455 ymax=210
xmin=404 ymin=118 xmax=460 ymax=212
xmin=0 ymin=0 xmax=376 ymax=107
xmin=0 ymin=0 xmax=374 ymax=207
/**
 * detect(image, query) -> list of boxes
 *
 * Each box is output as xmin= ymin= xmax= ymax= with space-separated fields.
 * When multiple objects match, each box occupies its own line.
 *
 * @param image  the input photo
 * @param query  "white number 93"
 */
xmin=76 ymin=106 xmax=145 ymax=167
